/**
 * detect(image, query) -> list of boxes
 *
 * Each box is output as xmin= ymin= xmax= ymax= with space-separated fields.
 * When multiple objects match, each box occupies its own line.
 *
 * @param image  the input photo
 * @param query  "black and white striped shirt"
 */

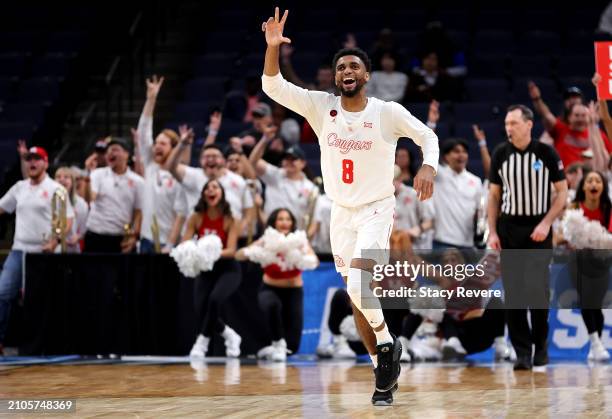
xmin=490 ymin=141 xmax=565 ymax=218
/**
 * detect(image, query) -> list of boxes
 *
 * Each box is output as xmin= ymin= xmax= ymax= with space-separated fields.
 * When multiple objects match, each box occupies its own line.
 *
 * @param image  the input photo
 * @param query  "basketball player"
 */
xmin=261 ymin=8 xmax=439 ymax=406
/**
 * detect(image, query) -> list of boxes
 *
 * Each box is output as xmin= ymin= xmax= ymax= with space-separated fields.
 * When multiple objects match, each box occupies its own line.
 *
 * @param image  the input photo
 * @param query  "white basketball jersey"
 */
xmin=319 ymin=97 xmax=395 ymax=208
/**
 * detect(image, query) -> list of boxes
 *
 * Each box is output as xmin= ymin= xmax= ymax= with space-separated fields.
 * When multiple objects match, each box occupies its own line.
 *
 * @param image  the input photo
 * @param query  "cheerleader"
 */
xmin=565 ymin=170 xmax=611 ymax=362
xmin=183 ymin=179 xmax=243 ymax=358
xmin=236 ymin=208 xmax=318 ymax=361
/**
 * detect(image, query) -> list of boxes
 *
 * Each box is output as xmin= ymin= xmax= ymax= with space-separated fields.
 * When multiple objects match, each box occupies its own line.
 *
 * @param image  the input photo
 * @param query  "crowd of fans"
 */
xmin=0 ymin=26 xmax=610 ymax=363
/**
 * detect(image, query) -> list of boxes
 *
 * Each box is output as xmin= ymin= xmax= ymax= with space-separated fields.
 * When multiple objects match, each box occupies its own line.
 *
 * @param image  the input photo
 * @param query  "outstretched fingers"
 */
xmin=280 ymin=9 xmax=289 ymax=25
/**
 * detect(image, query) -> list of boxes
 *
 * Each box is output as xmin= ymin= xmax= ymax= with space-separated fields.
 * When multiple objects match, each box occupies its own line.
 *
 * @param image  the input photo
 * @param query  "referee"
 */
xmin=487 ymin=105 xmax=568 ymax=371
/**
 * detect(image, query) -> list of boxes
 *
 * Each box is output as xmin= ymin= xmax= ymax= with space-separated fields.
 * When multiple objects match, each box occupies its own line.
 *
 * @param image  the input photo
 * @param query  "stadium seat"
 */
xmin=193 ymin=54 xmax=237 ymax=77
xmin=511 ymin=77 xmax=559 ymax=103
xmin=184 ymin=77 xmax=227 ymax=102
xmin=453 ymin=102 xmax=504 ymax=123
xmin=0 ymin=122 xmax=36 ymax=141
xmin=0 ymin=54 xmax=27 ymax=78
xmin=467 ymin=54 xmax=511 ymax=78
xmin=517 ymin=31 xmax=562 ymax=55
xmin=31 ymin=55 xmax=70 ymax=78
xmin=16 ymin=78 xmax=59 ymax=104
xmin=472 ymin=31 xmax=516 ymax=55
xmin=464 ymin=78 xmax=510 ymax=102
xmin=0 ymin=103 xmax=46 ymax=124
xmin=511 ymin=55 xmax=554 ymax=78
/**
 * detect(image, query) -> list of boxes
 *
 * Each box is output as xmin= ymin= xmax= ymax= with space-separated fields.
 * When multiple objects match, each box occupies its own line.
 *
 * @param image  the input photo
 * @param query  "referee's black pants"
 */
xmin=498 ymin=217 xmax=552 ymax=360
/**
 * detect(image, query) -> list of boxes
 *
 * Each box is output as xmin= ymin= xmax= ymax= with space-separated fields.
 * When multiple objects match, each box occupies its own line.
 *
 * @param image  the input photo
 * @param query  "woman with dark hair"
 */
xmin=395 ymin=147 xmax=415 ymax=185
xmin=183 ymin=179 xmax=243 ymax=359
xmin=568 ymin=170 xmax=611 ymax=362
xmin=236 ymin=207 xmax=318 ymax=361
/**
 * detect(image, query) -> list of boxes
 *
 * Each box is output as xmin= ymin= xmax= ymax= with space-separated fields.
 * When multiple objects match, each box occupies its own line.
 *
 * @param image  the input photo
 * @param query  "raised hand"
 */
xmin=146 ymin=75 xmax=164 ymax=99
xmin=17 ymin=139 xmax=27 ymax=159
xmin=84 ymin=153 xmax=98 ymax=172
xmin=179 ymin=124 xmax=195 ymax=146
xmin=588 ymin=100 xmax=601 ymax=125
xmin=527 ymin=81 xmax=541 ymax=100
xmin=592 ymin=72 xmax=602 ymax=87
xmin=209 ymin=111 xmax=222 ymax=132
xmin=262 ymin=7 xmax=291 ymax=47
xmin=472 ymin=124 xmax=486 ymax=142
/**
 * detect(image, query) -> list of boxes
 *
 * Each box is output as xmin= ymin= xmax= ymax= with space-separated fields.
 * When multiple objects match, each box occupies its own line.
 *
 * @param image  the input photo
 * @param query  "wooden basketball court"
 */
xmin=1 ymin=359 xmax=610 ymax=417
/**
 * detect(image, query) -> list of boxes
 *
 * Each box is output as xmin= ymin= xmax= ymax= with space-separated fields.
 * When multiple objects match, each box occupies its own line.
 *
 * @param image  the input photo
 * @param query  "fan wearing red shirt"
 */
xmin=549 ymin=103 xmax=612 ymax=167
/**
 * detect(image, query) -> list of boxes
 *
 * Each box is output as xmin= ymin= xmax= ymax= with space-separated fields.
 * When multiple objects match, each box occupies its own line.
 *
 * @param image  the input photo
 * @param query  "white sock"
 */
xmin=589 ymin=332 xmax=601 ymax=345
xmin=373 ymin=323 xmax=393 ymax=346
xmin=346 ymin=267 xmax=391 ymax=345
xmin=370 ymin=353 xmax=378 ymax=368
xmin=494 ymin=336 xmax=506 ymax=345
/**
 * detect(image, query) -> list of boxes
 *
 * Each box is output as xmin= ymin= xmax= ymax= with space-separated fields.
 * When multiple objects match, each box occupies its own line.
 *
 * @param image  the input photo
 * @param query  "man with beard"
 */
xmin=261 ymin=8 xmax=438 ymax=405
xmin=84 ymin=138 xmax=145 ymax=253
xmin=166 ymin=141 xmax=254 ymax=238
xmin=432 ymin=138 xmax=482 ymax=249
xmin=0 ymin=146 xmax=74 ymax=354
xmin=134 ymin=75 xmax=184 ymax=253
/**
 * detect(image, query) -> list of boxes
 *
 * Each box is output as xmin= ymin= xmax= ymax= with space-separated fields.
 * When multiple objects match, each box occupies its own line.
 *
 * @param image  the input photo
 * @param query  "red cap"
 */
xmin=27 ymin=146 xmax=48 ymax=162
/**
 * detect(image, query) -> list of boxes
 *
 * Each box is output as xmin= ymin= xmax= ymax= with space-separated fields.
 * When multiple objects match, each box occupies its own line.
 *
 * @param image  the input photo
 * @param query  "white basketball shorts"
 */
xmin=329 ymin=195 xmax=395 ymax=277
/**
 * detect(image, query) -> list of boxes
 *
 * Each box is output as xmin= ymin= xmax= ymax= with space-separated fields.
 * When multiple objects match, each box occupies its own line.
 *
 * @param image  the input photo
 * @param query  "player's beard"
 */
xmin=339 ymin=80 xmax=365 ymax=98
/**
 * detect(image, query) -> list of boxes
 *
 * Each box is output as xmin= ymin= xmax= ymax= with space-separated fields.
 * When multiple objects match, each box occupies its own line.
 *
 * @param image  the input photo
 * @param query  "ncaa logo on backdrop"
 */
xmin=533 ymin=160 xmax=543 ymax=171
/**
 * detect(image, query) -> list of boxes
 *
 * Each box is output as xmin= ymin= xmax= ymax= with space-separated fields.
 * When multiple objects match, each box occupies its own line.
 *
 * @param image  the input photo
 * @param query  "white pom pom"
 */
xmin=195 ymin=234 xmax=223 ymax=272
xmin=170 ymin=240 xmax=200 ymax=278
xmin=245 ymin=227 xmax=316 ymax=270
xmin=296 ymin=254 xmax=319 ymax=271
xmin=244 ymin=228 xmax=279 ymax=266
xmin=562 ymin=209 xmax=612 ymax=249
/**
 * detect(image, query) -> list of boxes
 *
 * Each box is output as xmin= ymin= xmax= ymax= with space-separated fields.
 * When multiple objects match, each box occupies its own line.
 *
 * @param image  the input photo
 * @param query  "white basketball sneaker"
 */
xmin=257 ymin=345 xmax=276 ymax=360
xmin=271 ymin=338 xmax=288 ymax=362
xmin=442 ymin=337 xmax=467 ymax=360
xmin=398 ymin=336 xmax=412 ymax=362
xmin=222 ymin=326 xmax=242 ymax=358
xmin=494 ymin=337 xmax=512 ymax=361
xmin=189 ymin=334 xmax=209 ymax=358
xmin=332 ymin=335 xmax=356 ymax=359
xmin=588 ymin=333 xmax=610 ymax=362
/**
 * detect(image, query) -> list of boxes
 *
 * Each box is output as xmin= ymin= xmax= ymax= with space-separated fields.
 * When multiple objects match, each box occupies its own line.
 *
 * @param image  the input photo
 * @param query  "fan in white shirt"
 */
xmin=85 ymin=138 xmax=145 ymax=253
xmin=0 ymin=146 xmax=74 ymax=350
xmin=308 ymin=192 xmax=332 ymax=254
xmin=367 ymin=53 xmax=408 ymax=103
xmin=133 ymin=75 xmax=187 ymax=253
xmin=433 ymin=138 xmax=482 ymax=248
xmin=391 ymin=166 xmax=434 ymax=251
